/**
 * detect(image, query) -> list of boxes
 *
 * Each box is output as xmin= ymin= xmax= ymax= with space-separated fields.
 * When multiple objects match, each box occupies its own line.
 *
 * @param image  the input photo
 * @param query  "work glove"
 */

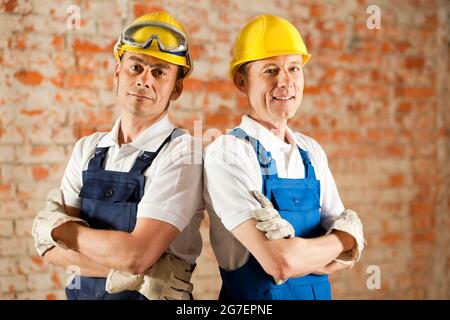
xmin=251 ymin=190 xmax=295 ymax=285
xmin=325 ymin=209 xmax=366 ymax=268
xmin=105 ymin=253 xmax=194 ymax=300
xmin=31 ymin=188 xmax=89 ymax=256
xmin=251 ymin=190 xmax=295 ymax=240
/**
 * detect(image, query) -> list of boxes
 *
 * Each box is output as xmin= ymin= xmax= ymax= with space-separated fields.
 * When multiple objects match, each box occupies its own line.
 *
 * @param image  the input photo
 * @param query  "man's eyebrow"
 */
xmin=262 ymin=60 xmax=302 ymax=69
xmin=151 ymin=63 xmax=170 ymax=69
xmin=262 ymin=63 xmax=278 ymax=69
xmin=128 ymin=56 xmax=146 ymax=64
xmin=128 ymin=56 xmax=170 ymax=69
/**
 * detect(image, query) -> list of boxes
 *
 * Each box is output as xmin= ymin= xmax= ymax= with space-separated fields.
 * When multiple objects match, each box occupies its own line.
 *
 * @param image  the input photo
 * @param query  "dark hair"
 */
xmin=237 ymin=62 xmax=252 ymax=76
xmin=177 ymin=66 xmax=185 ymax=80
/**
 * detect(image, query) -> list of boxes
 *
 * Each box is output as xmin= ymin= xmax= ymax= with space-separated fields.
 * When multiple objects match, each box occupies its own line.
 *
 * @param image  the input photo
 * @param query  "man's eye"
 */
xmin=265 ymin=68 xmax=278 ymax=75
xmin=152 ymin=69 xmax=166 ymax=77
xmin=290 ymin=66 xmax=301 ymax=72
xmin=130 ymin=65 xmax=142 ymax=72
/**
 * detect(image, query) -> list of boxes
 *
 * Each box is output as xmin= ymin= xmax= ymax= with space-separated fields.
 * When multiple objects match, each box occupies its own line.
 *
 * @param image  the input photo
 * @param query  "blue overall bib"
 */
xmin=65 ymin=129 xmax=182 ymax=300
xmin=219 ymin=128 xmax=331 ymax=300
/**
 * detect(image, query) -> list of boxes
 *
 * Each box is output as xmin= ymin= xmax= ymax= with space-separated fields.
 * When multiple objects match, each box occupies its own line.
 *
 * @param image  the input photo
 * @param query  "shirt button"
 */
xmin=105 ymin=187 xmax=114 ymax=197
xmin=115 ymin=163 xmax=120 ymax=169
xmin=293 ymin=197 xmax=300 ymax=206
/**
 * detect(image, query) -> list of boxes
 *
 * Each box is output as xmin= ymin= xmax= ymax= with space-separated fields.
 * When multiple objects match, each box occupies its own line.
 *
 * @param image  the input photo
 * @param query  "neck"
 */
xmin=118 ymin=111 xmax=166 ymax=146
xmin=248 ymin=113 xmax=288 ymax=142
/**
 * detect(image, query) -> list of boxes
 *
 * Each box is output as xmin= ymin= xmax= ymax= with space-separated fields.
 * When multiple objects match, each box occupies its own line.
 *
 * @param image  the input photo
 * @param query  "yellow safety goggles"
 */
xmin=115 ymin=21 xmax=188 ymax=57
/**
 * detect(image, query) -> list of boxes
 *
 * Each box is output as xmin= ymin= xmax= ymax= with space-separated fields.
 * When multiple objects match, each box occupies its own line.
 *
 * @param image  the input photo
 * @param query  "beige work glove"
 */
xmin=31 ymin=188 xmax=89 ymax=256
xmin=105 ymin=253 xmax=194 ymax=300
xmin=251 ymin=190 xmax=295 ymax=285
xmin=251 ymin=190 xmax=295 ymax=240
xmin=325 ymin=209 xmax=366 ymax=268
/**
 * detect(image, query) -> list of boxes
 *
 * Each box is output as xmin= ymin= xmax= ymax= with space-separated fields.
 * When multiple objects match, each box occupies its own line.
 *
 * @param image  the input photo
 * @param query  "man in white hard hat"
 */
xmin=32 ymin=12 xmax=203 ymax=300
xmin=204 ymin=14 xmax=365 ymax=300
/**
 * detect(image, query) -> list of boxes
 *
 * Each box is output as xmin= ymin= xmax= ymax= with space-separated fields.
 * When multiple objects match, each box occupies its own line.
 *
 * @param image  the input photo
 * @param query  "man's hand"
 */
xmin=325 ymin=209 xmax=366 ymax=267
xmin=312 ymin=259 xmax=353 ymax=275
xmin=31 ymin=188 xmax=89 ymax=256
xmin=105 ymin=253 xmax=193 ymax=300
xmin=251 ymin=190 xmax=295 ymax=285
xmin=251 ymin=190 xmax=295 ymax=240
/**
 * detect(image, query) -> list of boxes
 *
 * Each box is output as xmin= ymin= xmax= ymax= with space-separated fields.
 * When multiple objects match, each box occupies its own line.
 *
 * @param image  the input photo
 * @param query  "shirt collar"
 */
xmin=238 ymin=115 xmax=297 ymax=151
xmin=98 ymin=113 xmax=175 ymax=152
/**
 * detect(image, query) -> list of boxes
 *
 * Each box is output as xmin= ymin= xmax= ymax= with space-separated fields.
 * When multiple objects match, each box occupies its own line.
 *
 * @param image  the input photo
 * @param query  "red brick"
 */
xmin=31 ymin=166 xmax=49 ymax=181
xmin=184 ymin=79 xmax=204 ymax=91
xmin=405 ymin=57 xmax=425 ymax=69
xmin=66 ymin=73 xmax=95 ymax=89
xmin=411 ymin=201 xmax=434 ymax=215
xmin=51 ymin=35 xmax=64 ymax=51
xmin=72 ymin=39 xmax=113 ymax=53
xmin=381 ymin=233 xmax=404 ymax=245
xmin=395 ymin=87 xmax=435 ymax=99
xmin=0 ymin=184 xmax=14 ymax=200
xmin=412 ymin=231 xmax=436 ymax=244
xmin=14 ymin=70 xmax=44 ymax=86
xmin=19 ymin=108 xmax=44 ymax=117
xmin=51 ymin=272 xmax=62 ymax=287
xmin=396 ymin=102 xmax=412 ymax=114
xmin=388 ymin=174 xmax=404 ymax=187
xmin=30 ymin=146 xmax=48 ymax=156
xmin=205 ymin=80 xmax=235 ymax=98
xmin=46 ymin=293 xmax=58 ymax=300
xmin=133 ymin=3 xmax=165 ymax=18
xmin=310 ymin=4 xmax=327 ymax=17
xmin=3 ymin=0 xmax=17 ymax=12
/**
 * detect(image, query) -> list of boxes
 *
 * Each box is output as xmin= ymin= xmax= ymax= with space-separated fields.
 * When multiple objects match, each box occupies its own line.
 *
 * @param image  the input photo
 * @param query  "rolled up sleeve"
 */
xmin=137 ymin=136 xmax=203 ymax=232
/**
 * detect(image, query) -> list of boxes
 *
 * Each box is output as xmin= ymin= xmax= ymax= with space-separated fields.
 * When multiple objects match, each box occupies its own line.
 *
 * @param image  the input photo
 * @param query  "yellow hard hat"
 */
xmin=229 ymin=14 xmax=311 ymax=78
xmin=114 ymin=12 xmax=192 ymax=78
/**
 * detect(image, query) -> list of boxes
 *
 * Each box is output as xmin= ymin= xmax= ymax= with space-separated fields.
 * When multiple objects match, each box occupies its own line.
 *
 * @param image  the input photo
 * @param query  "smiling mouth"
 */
xmin=128 ymin=93 xmax=152 ymax=100
xmin=272 ymin=95 xmax=295 ymax=101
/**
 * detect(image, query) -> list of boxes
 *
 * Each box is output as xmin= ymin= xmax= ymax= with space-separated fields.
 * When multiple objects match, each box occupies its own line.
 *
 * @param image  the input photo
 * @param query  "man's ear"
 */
xmin=113 ymin=61 xmax=121 ymax=90
xmin=233 ymin=72 xmax=247 ymax=94
xmin=170 ymin=79 xmax=183 ymax=100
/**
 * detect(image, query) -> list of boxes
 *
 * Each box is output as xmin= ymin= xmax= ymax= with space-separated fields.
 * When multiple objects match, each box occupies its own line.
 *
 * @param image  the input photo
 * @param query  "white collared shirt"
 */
xmin=204 ymin=115 xmax=345 ymax=270
xmin=60 ymin=113 xmax=204 ymax=264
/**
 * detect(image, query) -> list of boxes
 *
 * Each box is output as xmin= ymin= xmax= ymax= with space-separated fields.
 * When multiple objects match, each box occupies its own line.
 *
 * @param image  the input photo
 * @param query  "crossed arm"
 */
xmin=232 ymin=219 xmax=355 ymax=280
xmin=43 ymin=205 xmax=179 ymax=275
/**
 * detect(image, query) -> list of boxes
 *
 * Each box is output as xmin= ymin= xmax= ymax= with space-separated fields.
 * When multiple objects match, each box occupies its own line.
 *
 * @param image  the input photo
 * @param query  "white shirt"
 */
xmin=60 ymin=113 xmax=204 ymax=265
xmin=204 ymin=115 xmax=344 ymax=270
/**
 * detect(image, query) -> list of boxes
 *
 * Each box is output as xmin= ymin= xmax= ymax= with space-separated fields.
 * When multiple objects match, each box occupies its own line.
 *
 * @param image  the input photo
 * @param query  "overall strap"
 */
xmin=87 ymin=147 xmax=109 ymax=170
xmin=130 ymin=128 xmax=185 ymax=175
xmin=228 ymin=128 xmax=278 ymax=178
xmin=298 ymin=147 xmax=317 ymax=180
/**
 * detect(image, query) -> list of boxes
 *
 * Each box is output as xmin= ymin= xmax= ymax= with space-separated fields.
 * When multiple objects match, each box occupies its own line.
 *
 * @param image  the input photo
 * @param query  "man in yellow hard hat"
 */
xmin=31 ymin=12 xmax=203 ymax=300
xmin=204 ymin=14 xmax=365 ymax=300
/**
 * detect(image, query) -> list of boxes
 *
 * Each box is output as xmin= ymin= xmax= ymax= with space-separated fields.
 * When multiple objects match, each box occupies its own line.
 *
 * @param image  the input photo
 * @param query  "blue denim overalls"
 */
xmin=218 ymin=128 xmax=331 ymax=300
xmin=66 ymin=129 xmax=183 ymax=300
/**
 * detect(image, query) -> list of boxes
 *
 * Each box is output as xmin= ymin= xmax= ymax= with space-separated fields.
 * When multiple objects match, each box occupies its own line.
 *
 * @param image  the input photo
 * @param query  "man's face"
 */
xmin=114 ymin=51 xmax=183 ymax=119
xmin=235 ymin=54 xmax=304 ymax=124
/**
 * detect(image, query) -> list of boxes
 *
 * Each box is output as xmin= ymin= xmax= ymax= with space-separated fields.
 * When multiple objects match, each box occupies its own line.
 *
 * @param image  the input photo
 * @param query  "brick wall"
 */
xmin=0 ymin=0 xmax=448 ymax=299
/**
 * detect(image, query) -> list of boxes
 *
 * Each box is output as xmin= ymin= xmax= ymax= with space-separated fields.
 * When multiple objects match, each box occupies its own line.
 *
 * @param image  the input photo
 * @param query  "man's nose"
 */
xmin=277 ymin=69 xmax=293 ymax=88
xmin=135 ymin=70 xmax=153 ymax=89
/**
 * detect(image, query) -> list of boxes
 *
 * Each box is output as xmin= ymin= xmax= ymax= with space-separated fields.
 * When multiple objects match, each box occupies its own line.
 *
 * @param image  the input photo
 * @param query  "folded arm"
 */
xmin=232 ymin=219 xmax=355 ymax=280
xmin=43 ymin=246 xmax=110 ymax=278
xmin=51 ymin=205 xmax=179 ymax=274
xmin=42 ymin=205 xmax=110 ymax=277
